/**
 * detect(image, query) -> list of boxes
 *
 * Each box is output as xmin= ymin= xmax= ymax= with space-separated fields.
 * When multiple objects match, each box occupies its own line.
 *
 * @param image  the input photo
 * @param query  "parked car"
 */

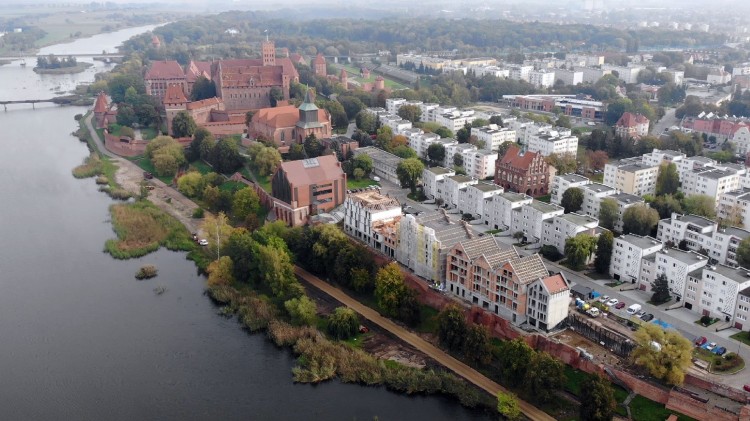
xmin=744 ymin=384 xmax=750 ymax=393
xmin=599 ymin=295 xmax=610 ymax=302
xmin=706 ymin=342 xmax=717 ymax=351
xmin=640 ymin=313 xmax=654 ymax=322
xmin=198 ymin=239 xmax=209 ymax=246
xmin=606 ymin=298 xmax=619 ymax=307
xmin=714 ymin=346 xmax=727 ymax=356
xmin=143 ymin=171 xmax=153 ymax=179
xmin=695 ymin=336 xmax=707 ymax=346
xmin=615 ymin=302 xmax=626 ymax=309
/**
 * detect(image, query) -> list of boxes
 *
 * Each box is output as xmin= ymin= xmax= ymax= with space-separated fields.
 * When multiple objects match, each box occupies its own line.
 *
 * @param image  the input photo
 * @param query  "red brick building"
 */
xmin=144 ymin=60 xmax=186 ymax=100
xmin=93 ymin=91 xmax=117 ymax=129
xmin=163 ymin=84 xmax=245 ymax=138
xmin=271 ymin=154 xmax=347 ymax=226
xmin=614 ymin=112 xmax=650 ymax=140
xmin=313 ymin=54 xmax=327 ymax=77
xmin=248 ymin=88 xmax=332 ymax=149
xmin=494 ymin=145 xmax=554 ymax=197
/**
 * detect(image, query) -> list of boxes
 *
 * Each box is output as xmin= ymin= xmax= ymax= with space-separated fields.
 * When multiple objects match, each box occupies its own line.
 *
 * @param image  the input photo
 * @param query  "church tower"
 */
xmin=261 ymin=39 xmax=276 ymax=67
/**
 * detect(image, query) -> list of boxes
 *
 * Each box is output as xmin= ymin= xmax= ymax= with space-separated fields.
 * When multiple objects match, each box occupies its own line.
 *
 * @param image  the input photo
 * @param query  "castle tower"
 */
xmin=374 ymin=76 xmax=385 ymax=91
xmin=163 ymin=83 xmax=189 ymax=136
xmin=313 ymin=54 xmax=326 ymax=77
xmin=339 ymin=69 xmax=347 ymax=88
xmin=261 ymin=40 xmax=276 ymax=67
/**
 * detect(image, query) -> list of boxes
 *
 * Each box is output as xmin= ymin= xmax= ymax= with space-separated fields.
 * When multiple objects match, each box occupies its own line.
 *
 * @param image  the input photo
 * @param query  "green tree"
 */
xmin=437 ymin=304 xmax=467 ymax=353
xmin=736 ymin=237 xmax=750 ymax=268
xmin=353 ymin=168 xmax=365 ymax=180
xmin=464 ymin=324 xmax=492 ymax=365
xmin=177 ymin=171 xmax=205 ymax=197
xmin=545 ymin=152 xmax=577 ymax=175
xmin=656 ymin=163 xmax=679 ymax=196
xmin=327 ymin=306 xmax=360 ymax=340
xmin=631 ymin=323 xmax=692 ymax=385
xmin=604 ymin=98 xmax=633 ymax=126
xmin=594 ymin=231 xmax=614 ymax=274
xmin=580 ymin=374 xmax=616 ymax=421
xmin=651 ymin=273 xmax=671 ymax=304
xmin=622 ymin=205 xmax=659 ymax=235
xmin=284 ymin=296 xmax=317 ymax=326
xmin=496 ymin=141 xmax=514 ymax=159
xmin=456 ymin=123 xmax=471 ymax=143
xmin=288 ymin=143 xmax=306 ymax=160
xmin=555 ymin=115 xmax=572 ymax=128
xmin=257 ymin=240 xmax=302 ymax=299
xmin=434 ymin=126 xmax=453 ymax=139
xmin=398 ymin=104 xmax=422 ymax=123
xmin=206 ymin=255 xmax=235 ymax=286
xmin=146 ymin=135 xmax=186 ymax=177
xmin=189 ymin=127 xmax=213 ymax=161
xmin=392 ymin=145 xmax=417 ymax=159
xmin=374 ymin=262 xmax=408 ymax=318
xmin=489 ymin=115 xmax=503 ymax=126
xmin=564 ymin=234 xmax=597 ymax=270
xmin=190 ymin=76 xmax=216 ymax=101
xmin=498 ymin=338 xmax=533 ymax=387
xmin=651 ymin=194 xmax=683 ymax=219
xmin=303 ymin=133 xmax=323 ymax=158
xmin=269 ymin=86 xmax=284 ymax=107
xmin=245 ymin=111 xmax=255 ymax=127
xmin=232 ymin=187 xmax=260 ymax=221
xmin=598 ymin=198 xmax=619 ymax=231
xmin=352 ymin=154 xmax=373 ymax=175
xmin=497 ymin=392 xmax=522 ymax=421
xmin=681 ymin=194 xmax=716 ymax=219
xmin=201 ymin=212 xmax=234 ymax=259
xmin=524 ymin=351 xmax=564 ymax=404
xmin=375 ymin=126 xmax=393 ymax=151
xmin=210 ymin=138 xmax=244 ymax=174
xmin=396 ymin=158 xmax=425 ymax=195
xmin=172 ymin=110 xmax=197 ymax=138
xmin=355 ymin=110 xmax=377 ymax=133
xmin=561 ymin=187 xmax=584 ymax=213
xmin=254 ymin=146 xmax=282 ymax=176
xmin=427 ymin=143 xmax=446 ymax=166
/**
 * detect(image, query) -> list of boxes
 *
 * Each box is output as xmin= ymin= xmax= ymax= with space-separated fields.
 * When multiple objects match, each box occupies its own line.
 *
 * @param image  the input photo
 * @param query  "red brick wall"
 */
xmin=684 ymin=373 xmax=750 ymax=403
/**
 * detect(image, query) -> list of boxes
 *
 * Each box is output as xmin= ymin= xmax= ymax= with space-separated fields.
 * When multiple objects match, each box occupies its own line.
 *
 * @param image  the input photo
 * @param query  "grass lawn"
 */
xmin=591 ymin=173 xmax=604 ymax=183
xmin=415 ymin=304 xmax=440 ymax=334
xmin=629 ymin=395 xmax=697 ymax=421
xmin=347 ymin=178 xmax=379 ymax=190
xmin=730 ymin=331 xmax=750 ymax=346
xmin=693 ymin=348 xmax=745 ymax=374
xmin=190 ymin=160 xmax=214 ymax=175
xmin=336 ymin=63 xmax=409 ymax=90
xmin=250 ymin=166 xmax=272 ymax=193
xmin=219 ymin=180 xmax=247 ymax=193
xmin=536 ymin=194 xmax=551 ymax=203
xmin=130 ymin=156 xmax=173 ymax=185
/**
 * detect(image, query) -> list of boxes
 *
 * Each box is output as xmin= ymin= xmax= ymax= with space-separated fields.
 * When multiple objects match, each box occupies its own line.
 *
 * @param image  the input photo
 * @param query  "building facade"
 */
xmin=495 ymin=145 xmax=555 ymax=197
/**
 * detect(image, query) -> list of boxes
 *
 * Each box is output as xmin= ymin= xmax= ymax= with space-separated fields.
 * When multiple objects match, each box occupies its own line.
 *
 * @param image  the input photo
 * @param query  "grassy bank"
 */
xmin=33 ymin=62 xmax=93 ymax=74
xmin=72 ymin=115 xmax=132 ymax=200
xmin=207 ymin=284 xmax=495 ymax=412
xmin=105 ymin=200 xmax=194 ymax=259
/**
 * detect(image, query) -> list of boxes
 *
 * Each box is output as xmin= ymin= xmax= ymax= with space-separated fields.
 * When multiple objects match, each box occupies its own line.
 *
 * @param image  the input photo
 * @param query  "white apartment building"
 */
xmin=396 ymin=211 xmax=475 ymax=282
xmin=528 ymin=69 xmax=556 ymax=88
xmin=463 ymin=149 xmax=499 ymax=180
xmin=510 ymin=200 xmax=565 ymax=243
xmin=579 ymin=183 xmax=618 ymax=219
xmin=445 ymin=143 xmax=478 ymax=168
xmin=681 ymin=168 xmax=743 ymax=205
xmin=732 ymin=126 xmax=750 ymax=156
xmin=444 ymin=174 xmax=478 ymax=209
xmin=610 ymin=234 xmax=663 ymax=283
xmin=656 ymin=213 xmax=718 ymax=251
xmin=554 ymin=69 xmax=583 ymax=86
xmin=385 ymin=98 xmax=407 ymax=115
xmin=541 ymin=213 xmax=600 ymax=255
xmin=508 ymin=65 xmax=534 ymax=82
xmin=602 ymin=64 xmax=645 ymax=84
xmin=458 ymin=182 xmax=504 ymax=220
xmin=603 ymin=158 xmax=659 ymax=196
xmin=471 ymin=124 xmax=516 ymax=152
xmin=675 ymin=155 xmax=716 ymax=181
xmin=343 ymin=190 xmax=402 ymax=254
xmin=472 ymin=65 xmax=510 ymax=78
xmin=574 ymin=66 xmax=612 ymax=84
xmin=436 ymin=110 xmax=476 ymax=132
xmin=386 ymin=118 xmax=412 ymax=134
xmin=718 ymin=188 xmax=750 ymax=232
xmin=352 ymin=147 xmax=403 ymax=185
xmin=551 ymin=173 xmax=591 ymax=205
xmin=419 ymin=103 xmax=440 ymax=122
xmin=642 ymin=149 xmax=686 ymax=167
xmin=423 ymin=166 xmax=456 ymax=200
xmin=484 ymin=191 xmax=534 ymax=230
xmin=527 ymin=273 xmax=571 ymax=332
xmin=684 ymin=265 xmax=750 ymax=322
xmin=708 ymin=226 xmax=750 ymax=268
xmin=733 ymin=288 xmax=750 ymax=330
xmin=610 ymin=193 xmax=645 ymax=233
xmin=638 ymin=249 xmax=708 ymax=299
xmin=526 ymin=130 xmax=579 ymax=157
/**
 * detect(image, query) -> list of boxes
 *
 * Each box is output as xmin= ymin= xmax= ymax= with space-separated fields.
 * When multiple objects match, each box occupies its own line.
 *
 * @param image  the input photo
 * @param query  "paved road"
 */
xmin=293 ymin=266 xmax=555 ymax=421
xmin=650 ymin=107 xmax=679 ymax=136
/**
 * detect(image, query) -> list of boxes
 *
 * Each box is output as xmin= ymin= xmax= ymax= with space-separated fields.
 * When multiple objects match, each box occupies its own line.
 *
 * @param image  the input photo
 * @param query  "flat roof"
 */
xmin=698 ymin=169 xmax=736 ymax=180
xmin=619 ymin=163 xmax=658 ymax=173
xmin=659 ymin=248 xmax=709 ymax=265
xmin=582 ymin=183 xmax=616 ymax=194
xmin=611 ymin=192 xmax=644 ymax=204
xmin=472 ymin=182 xmax=503 ymax=192
xmin=527 ymin=200 xmax=563 ymax=213
xmin=679 ymin=214 xmax=716 ymax=228
xmin=498 ymin=191 xmax=531 ymax=202
xmin=449 ymin=174 xmax=474 ymax=183
xmin=557 ymin=212 xmax=598 ymax=226
xmin=427 ymin=166 xmax=454 ymax=175
xmin=353 ymin=146 xmax=403 ymax=165
xmin=706 ymin=264 xmax=750 ymax=284
xmin=557 ymin=173 xmax=589 ymax=183
xmin=717 ymin=226 xmax=750 ymax=239
xmin=617 ymin=234 xmax=662 ymax=250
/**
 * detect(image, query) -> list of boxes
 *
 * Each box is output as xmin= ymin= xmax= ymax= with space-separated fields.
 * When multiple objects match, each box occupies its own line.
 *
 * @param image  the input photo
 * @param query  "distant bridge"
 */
xmin=0 ymin=99 xmax=57 ymax=110
xmin=0 ymin=53 xmax=124 ymax=60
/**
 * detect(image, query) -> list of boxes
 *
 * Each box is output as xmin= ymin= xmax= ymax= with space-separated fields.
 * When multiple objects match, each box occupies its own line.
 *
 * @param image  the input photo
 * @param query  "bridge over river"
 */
xmin=0 ymin=99 xmax=57 ymax=110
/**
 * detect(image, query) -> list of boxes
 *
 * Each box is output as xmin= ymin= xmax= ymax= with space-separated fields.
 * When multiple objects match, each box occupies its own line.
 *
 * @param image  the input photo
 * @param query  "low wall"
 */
xmin=684 ymin=373 xmax=750 ymax=404
xmin=104 ymin=131 xmax=147 ymax=157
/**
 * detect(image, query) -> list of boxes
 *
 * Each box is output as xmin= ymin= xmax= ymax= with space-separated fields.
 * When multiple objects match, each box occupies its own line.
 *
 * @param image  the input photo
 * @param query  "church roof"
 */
xmin=164 ymin=83 xmax=188 ymax=104
xmin=145 ymin=60 xmax=184 ymax=80
xmin=254 ymin=104 xmax=300 ymax=128
xmin=215 ymin=57 xmax=298 ymax=89
xmin=299 ymin=88 xmax=318 ymax=112
xmin=278 ymin=155 xmax=344 ymax=188
xmin=186 ymin=96 xmax=222 ymax=110
xmin=499 ymin=145 xmax=541 ymax=170
xmin=93 ymin=92 xmax=108 ymax=113
xmin=185 ymin=60 xmax=212 ymax=83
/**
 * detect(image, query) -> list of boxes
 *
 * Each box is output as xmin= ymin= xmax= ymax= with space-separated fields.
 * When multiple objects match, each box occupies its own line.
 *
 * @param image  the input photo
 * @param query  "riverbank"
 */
xmin=34 ymin=62 xmax=93 ymax=74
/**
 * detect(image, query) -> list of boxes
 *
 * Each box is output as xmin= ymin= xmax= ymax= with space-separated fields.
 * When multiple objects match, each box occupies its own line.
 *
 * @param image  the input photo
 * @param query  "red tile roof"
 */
xmin=289 ymin=53 xmax=305 ymax=64
xmin=253 ymin=104 xmax=299 ymax=128
xmin=185 ymin=60 xmax=212 ymax=83
xmin=500 ymin=145 xmax=539 ymax=170
xmin=541 ymin=274 xmax=569 ymax=294
xmin=278 ymin=154 xmax=344 ymax=187
xmin=186 ymin=96 xmax=222 ymax=110
xmin=615 ymin=112 xmax=649 ymax=128
xmin=314 ymin=54 xmax=326 ymax=65
xmin=145 ymin=60 xmax=184 ymax=80
xmin=163 ymin=83 xmax=188 ymax=104
xmin=93 ymin=92 xmax=108 ymax=113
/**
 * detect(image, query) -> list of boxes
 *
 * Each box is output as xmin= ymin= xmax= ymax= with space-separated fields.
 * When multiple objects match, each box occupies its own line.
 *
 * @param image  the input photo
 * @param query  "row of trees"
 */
xmin=187 ymin=127 xmax=245 ymax=174
xmin=36 ymin=54 xmax=78 ymax=69
xmin=178 ymin=171 xmax=261 ymax=226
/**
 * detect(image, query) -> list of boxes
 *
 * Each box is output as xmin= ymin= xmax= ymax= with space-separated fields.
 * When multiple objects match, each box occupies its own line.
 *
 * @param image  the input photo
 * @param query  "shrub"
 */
xmin=700 ymin=315 xmax=712 ymax=325
xmin=540 ymin=245 xmax=563 ymax=261
xmin=95 ymin=175 xmax=109 ymax=185
xmin=192 ymin=207 xmax=205 ymax=218
xmin=135 ymin=265 xmax=158 ymax=280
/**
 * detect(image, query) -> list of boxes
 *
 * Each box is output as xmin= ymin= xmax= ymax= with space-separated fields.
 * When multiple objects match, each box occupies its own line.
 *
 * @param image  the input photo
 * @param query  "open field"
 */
xmin=336 ymin=63 xmax=409 ymax=90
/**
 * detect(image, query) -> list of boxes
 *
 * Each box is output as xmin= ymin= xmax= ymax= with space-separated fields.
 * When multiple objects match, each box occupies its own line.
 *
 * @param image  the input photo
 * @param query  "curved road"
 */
xmin=293 ymin=266 xmax=555 ymax=421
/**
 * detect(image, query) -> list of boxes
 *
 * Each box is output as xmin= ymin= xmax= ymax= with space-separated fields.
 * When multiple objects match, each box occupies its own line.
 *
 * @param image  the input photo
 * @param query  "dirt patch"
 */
xmin=554 ymin=330 xmax=624 ymax=367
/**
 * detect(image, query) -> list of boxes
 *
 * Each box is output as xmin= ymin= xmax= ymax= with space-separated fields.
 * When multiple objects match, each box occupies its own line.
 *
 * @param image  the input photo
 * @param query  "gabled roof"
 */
xmin=499 ymin=145 xmax=541 ymax=170
xmin=540 ymin=273 xmax=569 ymax=294
xmin=185 ymin=60 xmax=212 ymax=83
xmin=253 ymin=104 xmax=299 ymax=128
xmin=505 ymin=254 xmax=548 ymax=285
xmin=186 ymin=96 xmax=222 ymax=110
xmin=615 ymin=112 xmax=649 ymax=128
xmin=93 ymin=91 xmax=108 ymax=113
xmin=277 ymin=155 xmax=344 ymax=188
xmin=163 ymin=83 xmax=188 ymax=104
xmin=145 ymin=60 xmax=184 ymax=80
xmin=314 ymin=54 xmax=326 ymax=65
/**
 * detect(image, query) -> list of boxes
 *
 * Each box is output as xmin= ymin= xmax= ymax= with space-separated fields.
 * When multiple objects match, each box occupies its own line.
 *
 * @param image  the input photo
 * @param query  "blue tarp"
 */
xmin=591 ymin=290 xmax=601 ymax=298
xmin=651 ymin=319 xmax=672 ymax=329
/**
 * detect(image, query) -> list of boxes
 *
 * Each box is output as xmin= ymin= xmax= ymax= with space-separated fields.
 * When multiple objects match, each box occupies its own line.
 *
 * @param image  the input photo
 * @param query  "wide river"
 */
xmin=0 ymin=26 xmax=487 ymax=420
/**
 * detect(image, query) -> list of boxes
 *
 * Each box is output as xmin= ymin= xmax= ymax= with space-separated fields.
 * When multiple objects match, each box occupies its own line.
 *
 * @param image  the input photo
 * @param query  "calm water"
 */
xmin=0 ymin=27 xmax=487 ymax=420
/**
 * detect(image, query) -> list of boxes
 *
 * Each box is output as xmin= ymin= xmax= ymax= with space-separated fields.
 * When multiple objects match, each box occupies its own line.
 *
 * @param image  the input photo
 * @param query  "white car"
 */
xmin=198 ymin=239 xmax=209 ymax=246
xmin=606 ymin=298 xmax=619 ymax=307
xmin=599 ymin=295 xmax=610 ymax=302
xmin=706 ymin=342 xmax=717 ymax=351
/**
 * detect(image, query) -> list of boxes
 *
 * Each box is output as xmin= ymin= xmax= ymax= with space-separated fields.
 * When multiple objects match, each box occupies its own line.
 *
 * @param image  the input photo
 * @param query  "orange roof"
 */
xmin=278 ymin=155 xmax=344 ymax=188
xmin=253 ymin=104 xmax=299 ymax=128
xmin=615 ymin=112 xmax=649 ymax=128
xmin=541 ymin=274 xmax=569 ymax=294
xmin=289 ymin=53 xmax=305 ymax=64
xmin=186 ymin=96 xmax=222 ymax=110
xmin=216 ymin=57 xmax=298 ymax=89
xmin=500 ymin=145 xmax=539 ymax=170
xmin=314 ymin=54 xmax=326 ymax=65
xmin=185 ymin=60 xmax=212 ymax=83
xmin=145 ymin=60 xmax=184 ymax=80
xmin=93 ymin=92 xmax=108 ymax=113
xmin=163 ymin=83 xmax=188 ymax=104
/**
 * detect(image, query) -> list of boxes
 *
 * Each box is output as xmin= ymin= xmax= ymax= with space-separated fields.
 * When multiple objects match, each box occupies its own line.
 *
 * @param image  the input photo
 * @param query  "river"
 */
xmin=0 ymin=26 xmax=488 ymax=420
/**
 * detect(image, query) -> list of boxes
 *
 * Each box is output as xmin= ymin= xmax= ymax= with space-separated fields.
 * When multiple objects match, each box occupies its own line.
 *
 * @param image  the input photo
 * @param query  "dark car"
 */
xmin=695 ymin=336 xmax=707 ymax=346
xmin=143 ymin=171 xmax=153 ymax=179
xmin=744 ymin=384 xmax=750 ymax=393
xmin=615 ymin=302 xmax=626 ymax=309
xmin=640 ymin=313 xmax=654 ymax=322
xmin=714 ymin=346 xmax=727 ymax=356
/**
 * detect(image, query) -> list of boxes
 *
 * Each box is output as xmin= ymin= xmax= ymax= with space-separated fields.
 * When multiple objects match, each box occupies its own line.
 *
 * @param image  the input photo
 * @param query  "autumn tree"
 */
xmin=284 ymin=296 xmax=317 ymax=326
xmin=580 ymin=374 xmax=616 ymax=421
xmin=656 ymin=162 xmax=680 ymax=196
xmin=546 ymin=152 xmax=577 ymax=174
xmin=594 ymin=230 xmax=614 ymax=274
xmin=565 ymin=234 xmax=598 ymax=270
xmin=374 ymin=262 xmax=408 ymax=318
xmin=396 ymin=158 xmax=425 ymax=195
xmin=586 ymin=150 xmax=608 ymax=171
xmin=206 ymin=256 xmax=235 ymax=286
xmin=328 ymin=306 xmax=360 ymax=339
xmin=622 ymin=205 xmax=659 ymax=236
xmin=437 ymin=304 xmax=467 ymax=353
xmin=681 ymin=194 xmax=716 ymax=219
xmin=631 ymin=323 xmax=692 ymax=385
xmin=561 ymin=187 xmax=584 ymax=213
xmin=497 ymin=392 xmax=522 ymax=421
xmin=201 ymin=212 xmax=234 ymax=259
xmin=598 ymin=198 xmax=619 ymax=231
xmin=232 ymin=187 xmax=260 ymax=221
xmin=171 ymin=110 xmax=197 ymax=138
